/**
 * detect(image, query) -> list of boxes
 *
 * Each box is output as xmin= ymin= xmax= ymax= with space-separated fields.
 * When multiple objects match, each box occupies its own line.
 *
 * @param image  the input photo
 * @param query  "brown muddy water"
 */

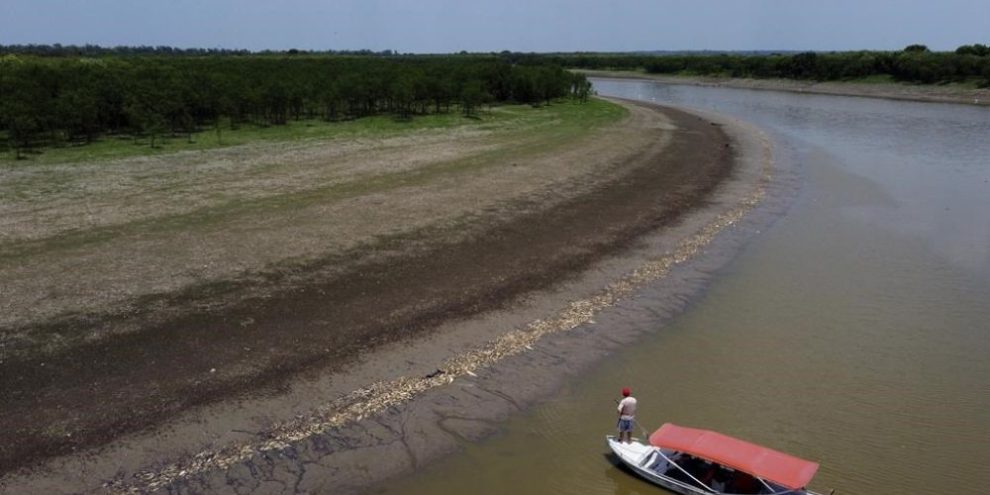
xmin=378 ymin=81 xmax=990 ymax=494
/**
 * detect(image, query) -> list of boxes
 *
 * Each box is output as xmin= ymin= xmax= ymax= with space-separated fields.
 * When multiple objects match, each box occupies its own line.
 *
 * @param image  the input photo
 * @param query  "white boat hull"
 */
xmin=607 ymin=435 xmax=714 ymax=494
xmin=605 ymin=436 xmax=821 ymax=495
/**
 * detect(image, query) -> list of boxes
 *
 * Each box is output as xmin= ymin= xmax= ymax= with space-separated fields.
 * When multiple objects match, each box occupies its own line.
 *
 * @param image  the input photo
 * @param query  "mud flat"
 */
xmin=0 ymin=98 xmax=775 ymax=494
xmin=580 ymin=69 xmax=990 ymax=106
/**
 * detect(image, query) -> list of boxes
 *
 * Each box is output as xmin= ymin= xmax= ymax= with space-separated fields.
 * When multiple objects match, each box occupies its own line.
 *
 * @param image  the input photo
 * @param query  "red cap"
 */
xmin=622 ymin=387 xmax=631 ymax=397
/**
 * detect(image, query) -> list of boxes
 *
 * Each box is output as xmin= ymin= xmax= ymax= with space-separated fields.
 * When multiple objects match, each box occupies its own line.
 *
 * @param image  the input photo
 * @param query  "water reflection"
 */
xmin=595 ymin=79 xmax=990 ymax=275
xmin=602 ymin=457 xmax=654 ymax=495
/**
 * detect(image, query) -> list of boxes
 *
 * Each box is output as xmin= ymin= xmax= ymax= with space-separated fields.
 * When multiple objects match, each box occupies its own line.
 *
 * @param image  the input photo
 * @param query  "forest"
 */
xmin=534 ymin=44 xmax=990 ymax=85
xmin=0 ymin=52 xmax=593 ymax=158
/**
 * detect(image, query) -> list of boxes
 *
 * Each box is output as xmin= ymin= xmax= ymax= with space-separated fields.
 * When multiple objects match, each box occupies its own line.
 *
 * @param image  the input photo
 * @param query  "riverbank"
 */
xmin=0 ymin=99 xmax=775 ymax=495
xmin=579 ymin=69 xmax=990 ymax=106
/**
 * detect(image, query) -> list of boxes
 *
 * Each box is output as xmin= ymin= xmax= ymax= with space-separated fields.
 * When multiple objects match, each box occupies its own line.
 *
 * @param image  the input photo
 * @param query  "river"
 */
xmin=378 ymin=80 xmax=990 ymax=494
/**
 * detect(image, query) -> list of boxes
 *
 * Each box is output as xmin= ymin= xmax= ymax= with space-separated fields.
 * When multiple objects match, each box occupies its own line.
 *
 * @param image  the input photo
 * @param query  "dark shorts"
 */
xmin=617 ymin=418 xmax=633 ymax=433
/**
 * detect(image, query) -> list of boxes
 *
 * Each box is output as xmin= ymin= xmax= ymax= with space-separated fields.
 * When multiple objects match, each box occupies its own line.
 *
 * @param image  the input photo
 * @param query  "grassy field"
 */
xmin=1 ymin=98 xmax=625 ymax=165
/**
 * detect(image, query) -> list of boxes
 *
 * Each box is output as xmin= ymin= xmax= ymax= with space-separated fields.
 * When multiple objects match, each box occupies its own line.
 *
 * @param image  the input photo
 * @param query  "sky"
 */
xmin=1 ymin=0 xmax=988 ymax=53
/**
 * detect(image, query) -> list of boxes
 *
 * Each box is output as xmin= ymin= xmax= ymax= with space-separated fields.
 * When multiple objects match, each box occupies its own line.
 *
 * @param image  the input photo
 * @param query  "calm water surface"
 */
xmin=381 ymin=81 xmax=990 ymax=494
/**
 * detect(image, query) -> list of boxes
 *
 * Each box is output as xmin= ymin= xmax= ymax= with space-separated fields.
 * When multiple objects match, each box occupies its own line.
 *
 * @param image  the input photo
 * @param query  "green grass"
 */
xmin=0 ymin=98 xmax=626 ymax=166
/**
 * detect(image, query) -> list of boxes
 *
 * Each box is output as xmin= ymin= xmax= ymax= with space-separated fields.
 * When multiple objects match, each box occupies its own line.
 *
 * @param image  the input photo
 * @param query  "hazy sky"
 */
xmin=1 ymin=0 xmax=987 ymax=53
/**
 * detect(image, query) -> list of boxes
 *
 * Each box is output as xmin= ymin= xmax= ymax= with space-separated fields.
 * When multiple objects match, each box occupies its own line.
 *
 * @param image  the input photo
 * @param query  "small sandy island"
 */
xmin=0 ymin=98 xmax=773 ymax=494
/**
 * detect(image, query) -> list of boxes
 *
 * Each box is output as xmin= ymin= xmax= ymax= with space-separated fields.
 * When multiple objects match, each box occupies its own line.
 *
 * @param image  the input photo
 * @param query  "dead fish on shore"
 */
xmin=424 ymin=369 xmax=445 ymax=379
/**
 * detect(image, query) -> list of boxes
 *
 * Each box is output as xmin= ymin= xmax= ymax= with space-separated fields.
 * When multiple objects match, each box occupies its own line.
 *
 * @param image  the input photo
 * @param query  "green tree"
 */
xmin=391 ymin=75 xmax=415 ymax=120
xmin=126 ymin=82 xmax=169 ymax=148
xmin=319 ymin=81 xmax=341 ymax=121
xmin=55 ymin=88 xmax=100 ymax=143
xmin=572 ymin=75 xmax=593 ymax=102
xmin=460 ymin=81 xmax=484 ymax=118
xmin=5 ymin=106 xmax=42 ymax=159
xmin=1 ymin=66 xmax=46 ymax=158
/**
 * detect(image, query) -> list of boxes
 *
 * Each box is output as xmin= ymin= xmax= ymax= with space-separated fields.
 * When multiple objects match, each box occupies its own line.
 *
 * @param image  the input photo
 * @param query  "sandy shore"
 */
xmin=0 ymin=99 xmax=776 ymax=494
xmin=580 ymin=69 xmax=990 ymax=106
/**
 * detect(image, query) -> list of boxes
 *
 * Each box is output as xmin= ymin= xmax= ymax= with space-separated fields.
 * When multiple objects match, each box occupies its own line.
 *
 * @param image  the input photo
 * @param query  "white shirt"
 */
xmin=617 ymin=396 xmax=637 ymax=420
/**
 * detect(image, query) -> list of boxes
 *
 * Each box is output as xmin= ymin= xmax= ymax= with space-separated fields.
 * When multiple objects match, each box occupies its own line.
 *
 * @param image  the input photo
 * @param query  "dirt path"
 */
xmin=0 ymin=99 xmax=737 ymax=476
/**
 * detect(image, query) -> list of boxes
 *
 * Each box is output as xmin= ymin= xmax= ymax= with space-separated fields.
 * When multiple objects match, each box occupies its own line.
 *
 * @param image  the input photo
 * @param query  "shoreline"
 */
xmin=1 ymin=100 xmax=782 ymax=495
xmin=579 ymin=69 xmax=990 ymax=107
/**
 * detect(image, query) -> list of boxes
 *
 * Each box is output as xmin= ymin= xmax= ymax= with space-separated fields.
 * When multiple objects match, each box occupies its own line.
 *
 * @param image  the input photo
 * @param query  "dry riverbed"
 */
xmin=0 ymin=98 xmax=774 ymax=494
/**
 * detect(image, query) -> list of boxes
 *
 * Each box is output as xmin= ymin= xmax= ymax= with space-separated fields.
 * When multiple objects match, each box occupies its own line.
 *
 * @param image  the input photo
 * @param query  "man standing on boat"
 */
xmin=617 ymin=387 xmax=637 ymax=443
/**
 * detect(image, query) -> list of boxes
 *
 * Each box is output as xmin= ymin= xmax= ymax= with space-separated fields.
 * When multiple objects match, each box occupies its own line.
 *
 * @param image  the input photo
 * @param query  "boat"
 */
xmin=606 ymin=423 xmax=830 ymax=495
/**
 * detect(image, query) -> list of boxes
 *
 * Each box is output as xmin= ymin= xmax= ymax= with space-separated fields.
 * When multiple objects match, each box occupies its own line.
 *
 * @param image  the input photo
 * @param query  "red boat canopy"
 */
xmin=649 ymin=423 xmax=819 ymax=490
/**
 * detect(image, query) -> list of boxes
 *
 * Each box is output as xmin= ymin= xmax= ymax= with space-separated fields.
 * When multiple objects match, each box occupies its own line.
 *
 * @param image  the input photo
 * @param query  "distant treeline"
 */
xmin=0 ymin=44 xmax=404 ymax=57
xmin=0 ymin=54 xmax=592 ymax=157
xmin=535 ymin=44 xmax=990 ymax=86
